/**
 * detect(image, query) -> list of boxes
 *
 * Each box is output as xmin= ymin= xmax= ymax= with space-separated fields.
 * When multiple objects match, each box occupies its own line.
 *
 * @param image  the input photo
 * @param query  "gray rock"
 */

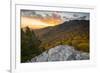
xmin=30 ymin=45 xmax=89 ymax=62
xmin=36 ymin=52 xmax=48 ymax=62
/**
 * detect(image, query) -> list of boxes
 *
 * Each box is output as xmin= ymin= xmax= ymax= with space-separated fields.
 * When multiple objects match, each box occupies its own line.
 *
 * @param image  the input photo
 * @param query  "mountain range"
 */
xmin=33 ymin=20 xmax=89 ymax=52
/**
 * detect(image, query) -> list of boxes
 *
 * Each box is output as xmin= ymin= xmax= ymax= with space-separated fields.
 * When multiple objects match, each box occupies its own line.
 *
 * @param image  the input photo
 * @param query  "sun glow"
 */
xmin=21 ymin=16 xmax=63 ymax=29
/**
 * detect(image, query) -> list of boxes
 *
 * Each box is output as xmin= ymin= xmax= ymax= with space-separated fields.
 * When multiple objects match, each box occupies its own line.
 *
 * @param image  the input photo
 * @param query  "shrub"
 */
xmin=76 ymin=43 xmax=89 ymax=52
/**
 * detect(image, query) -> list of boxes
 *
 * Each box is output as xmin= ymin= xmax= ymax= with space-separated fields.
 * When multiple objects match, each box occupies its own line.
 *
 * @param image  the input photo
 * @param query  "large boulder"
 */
xmin=31 ymin=45 xmax=89 ymax=62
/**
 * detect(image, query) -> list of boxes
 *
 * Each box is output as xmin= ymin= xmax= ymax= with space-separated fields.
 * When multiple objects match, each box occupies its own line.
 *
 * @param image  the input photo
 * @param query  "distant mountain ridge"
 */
xmin=34 ymin=20 xmax=89 ymax=39
xmin=33 ymin=20 xmax=89 ymax=52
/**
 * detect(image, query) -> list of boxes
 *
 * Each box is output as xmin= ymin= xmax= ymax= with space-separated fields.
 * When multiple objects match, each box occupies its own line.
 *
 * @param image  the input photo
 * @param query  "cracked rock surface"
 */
xmin=30 ymin=45 xmax=89 ymax=62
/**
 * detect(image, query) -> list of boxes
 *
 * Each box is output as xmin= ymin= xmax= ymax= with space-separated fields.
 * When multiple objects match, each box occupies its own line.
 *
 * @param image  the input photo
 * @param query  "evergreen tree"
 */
xmin=21 ymin=27 xmax=41 ymax=62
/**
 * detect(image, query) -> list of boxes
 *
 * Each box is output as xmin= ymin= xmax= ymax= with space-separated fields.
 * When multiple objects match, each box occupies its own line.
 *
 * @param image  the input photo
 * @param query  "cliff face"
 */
xmin=30 ymin=45 xmax=89 ymax=62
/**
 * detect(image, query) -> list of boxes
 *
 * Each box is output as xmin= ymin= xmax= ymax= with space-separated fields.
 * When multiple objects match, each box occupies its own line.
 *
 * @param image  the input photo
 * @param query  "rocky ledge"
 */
xmin=30 ymin=45 xmax=89 ymax=62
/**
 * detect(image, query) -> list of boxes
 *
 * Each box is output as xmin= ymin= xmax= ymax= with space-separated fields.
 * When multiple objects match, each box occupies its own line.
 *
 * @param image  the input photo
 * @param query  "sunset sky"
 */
xmin=21 ymin=10 xmax=89 ymax=29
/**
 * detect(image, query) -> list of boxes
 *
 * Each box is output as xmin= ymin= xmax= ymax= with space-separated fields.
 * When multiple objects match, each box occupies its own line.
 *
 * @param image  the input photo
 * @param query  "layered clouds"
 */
xmin=21 ymin=10 xmax=89 ymax=29
xmin=21 ymin=10 xmax=89 ymax=21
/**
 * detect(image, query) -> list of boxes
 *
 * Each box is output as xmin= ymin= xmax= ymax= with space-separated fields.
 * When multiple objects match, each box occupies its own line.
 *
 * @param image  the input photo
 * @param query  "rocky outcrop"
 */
xmin=30 ymin=45 xmax=89 ymax=62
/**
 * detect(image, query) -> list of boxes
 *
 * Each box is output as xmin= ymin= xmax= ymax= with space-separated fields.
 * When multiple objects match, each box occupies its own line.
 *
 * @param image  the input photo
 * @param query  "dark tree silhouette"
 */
xmin=21 ymin=27 xmax=42 ymax=62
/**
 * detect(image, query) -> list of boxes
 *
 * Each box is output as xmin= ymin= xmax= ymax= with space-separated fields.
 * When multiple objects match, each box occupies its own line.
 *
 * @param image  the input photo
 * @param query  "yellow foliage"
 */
xmin=76 ymin=43 xmax=89 ymax=52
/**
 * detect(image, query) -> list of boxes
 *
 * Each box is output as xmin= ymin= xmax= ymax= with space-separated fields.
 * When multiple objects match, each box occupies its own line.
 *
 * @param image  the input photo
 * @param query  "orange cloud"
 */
xmin=21 ymin=16 xmax=63 ymax=29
